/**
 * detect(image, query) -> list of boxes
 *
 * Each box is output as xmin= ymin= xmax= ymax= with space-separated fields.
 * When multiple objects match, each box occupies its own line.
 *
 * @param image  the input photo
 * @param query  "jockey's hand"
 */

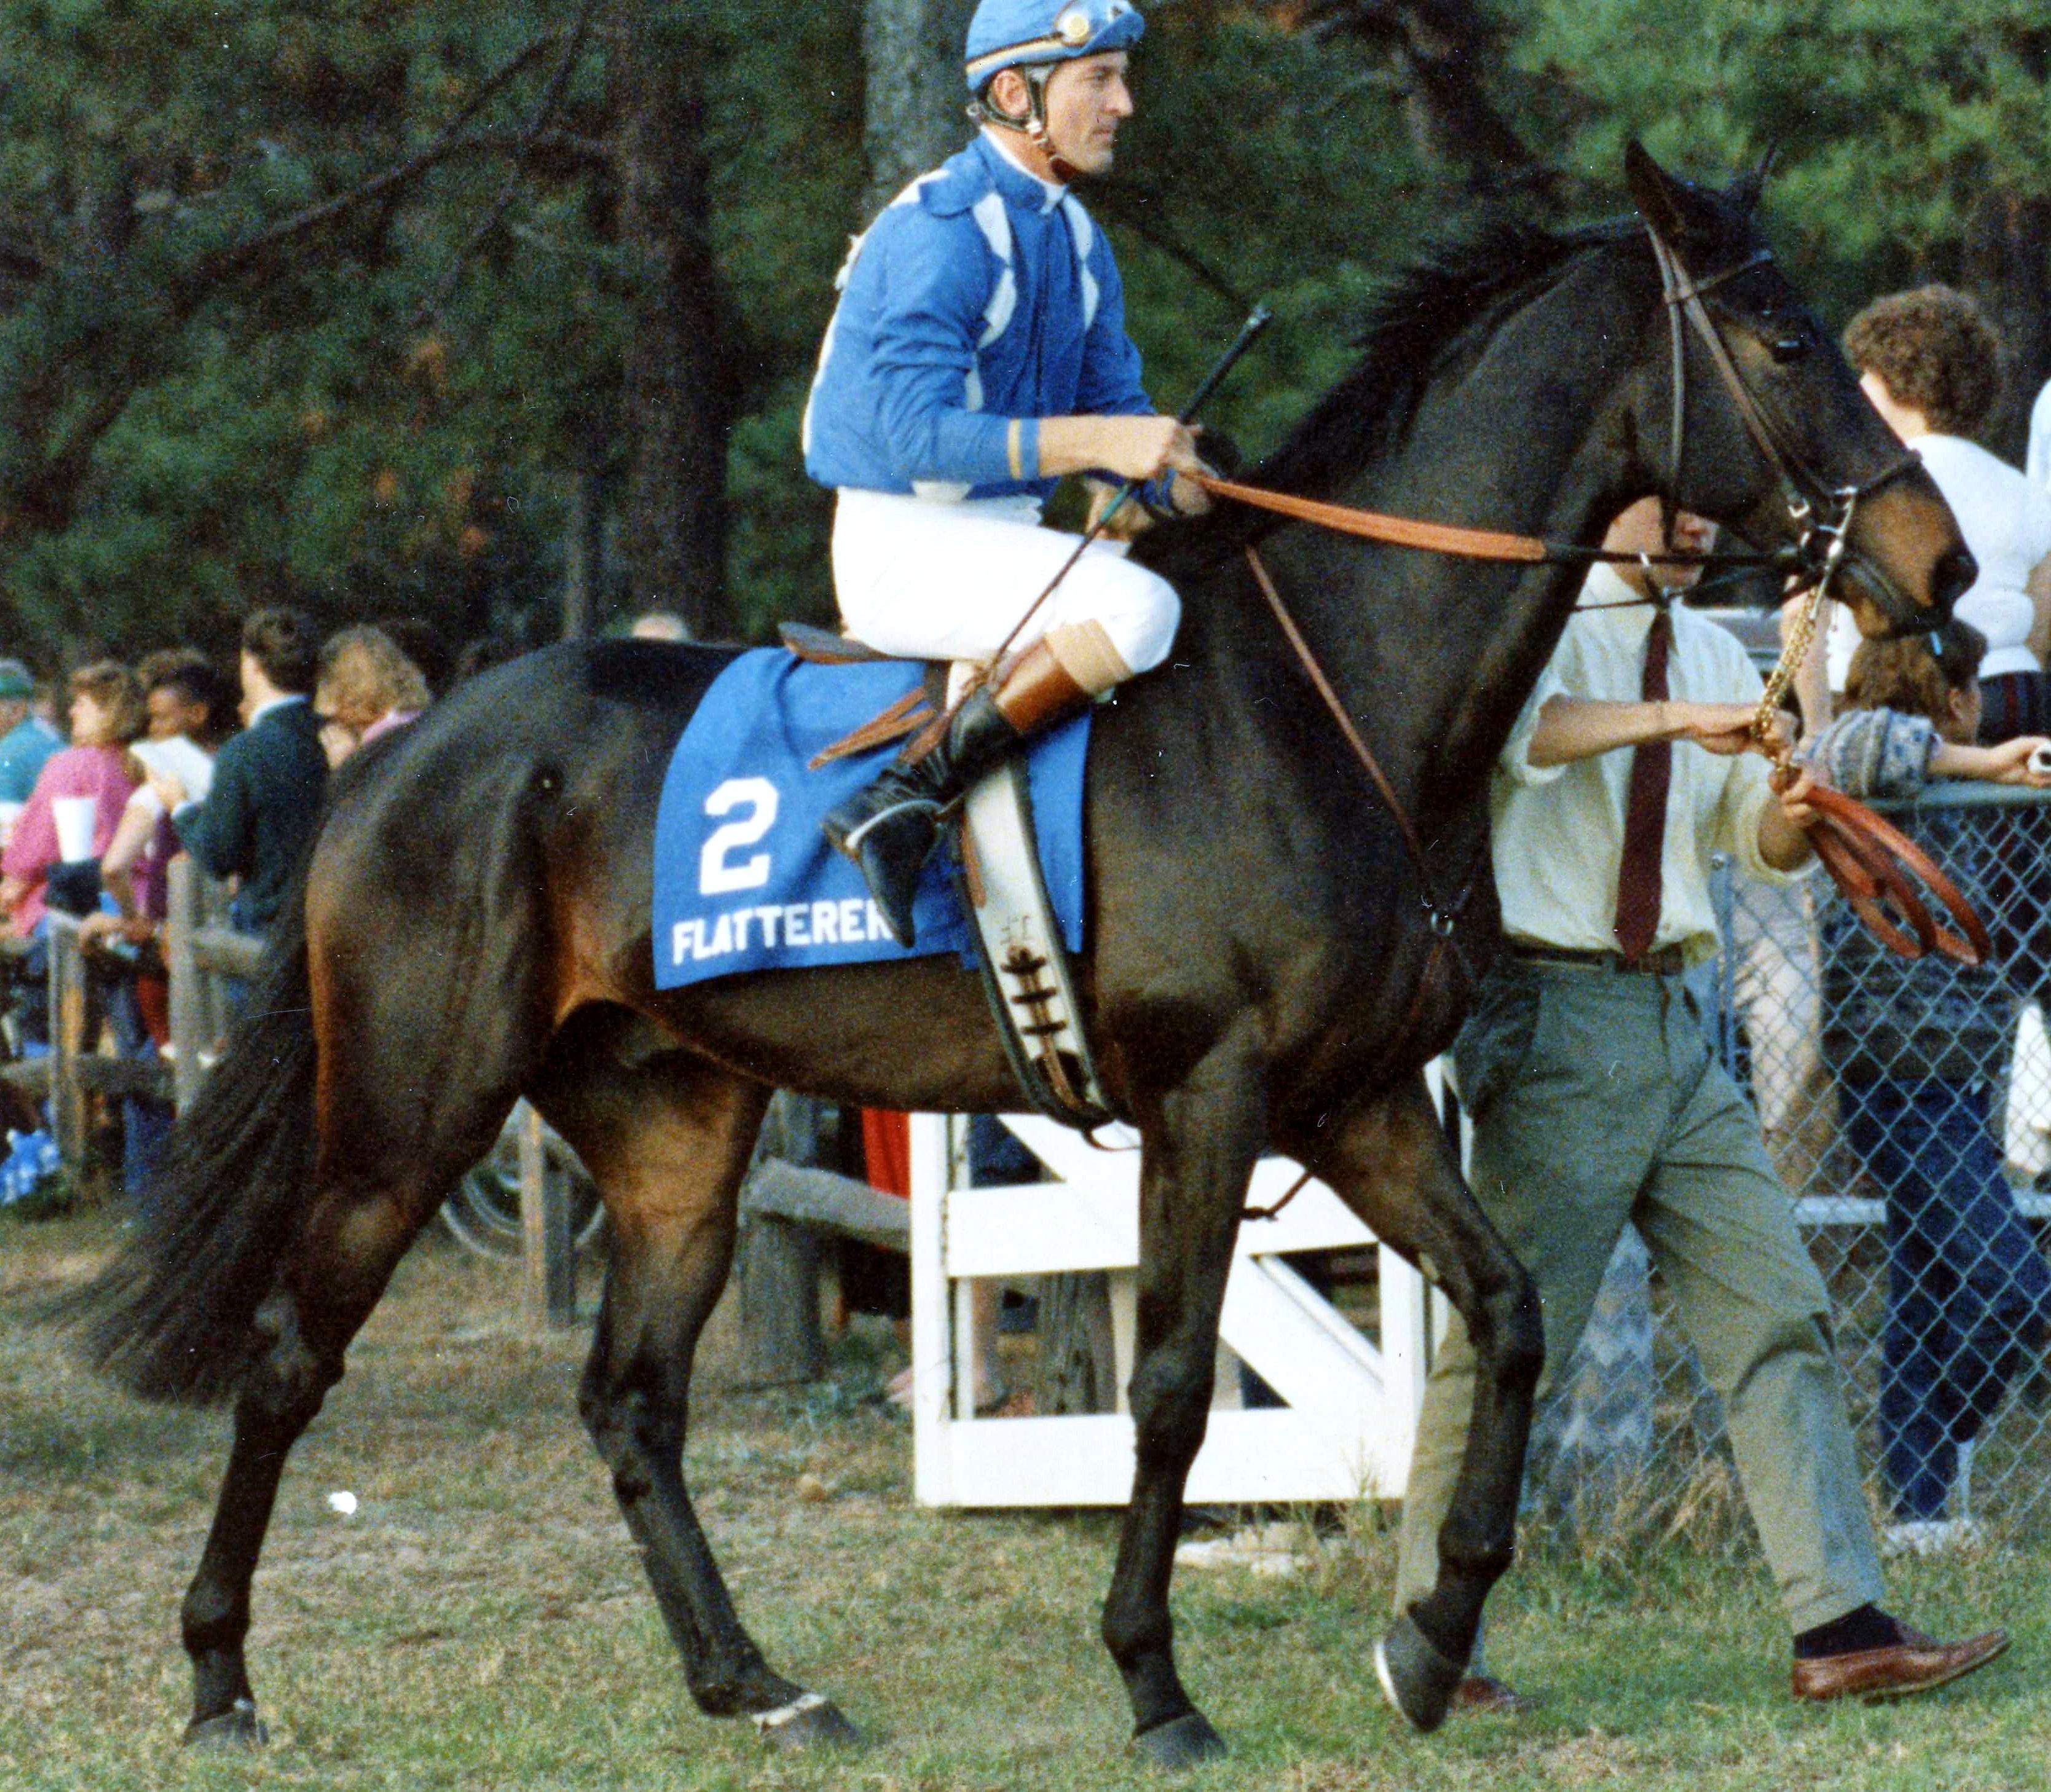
xmin=1164 ymin=463 xmax=1215 ymax=518
xmin=1085 ymin=477 xmax=1152 ymax=540
xmin=1039 ymin=412 xmax=1205 ymax=485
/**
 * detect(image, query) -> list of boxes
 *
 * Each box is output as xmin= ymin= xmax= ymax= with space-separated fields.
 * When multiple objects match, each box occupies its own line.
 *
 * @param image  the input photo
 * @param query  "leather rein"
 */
xmin=1195 ymin=222 xmax=1989 ymax=972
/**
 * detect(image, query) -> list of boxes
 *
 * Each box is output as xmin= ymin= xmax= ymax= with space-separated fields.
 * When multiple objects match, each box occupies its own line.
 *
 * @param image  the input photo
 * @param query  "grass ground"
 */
xmin=4 ymin=1211 xmax=2048 ymax=1792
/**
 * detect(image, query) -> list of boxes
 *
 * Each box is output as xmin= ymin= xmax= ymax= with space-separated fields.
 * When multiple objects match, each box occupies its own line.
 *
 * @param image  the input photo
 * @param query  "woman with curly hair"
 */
xmin=1830 ymin=285 xmax=2051 ymax=742
xmin=314 ymin=624 xmax=431 ymax=768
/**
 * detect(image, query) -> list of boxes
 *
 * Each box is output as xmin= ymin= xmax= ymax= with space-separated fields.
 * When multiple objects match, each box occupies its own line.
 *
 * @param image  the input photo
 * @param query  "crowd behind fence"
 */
xmin=1545 ymin=781 xmax=2051 ymax=1541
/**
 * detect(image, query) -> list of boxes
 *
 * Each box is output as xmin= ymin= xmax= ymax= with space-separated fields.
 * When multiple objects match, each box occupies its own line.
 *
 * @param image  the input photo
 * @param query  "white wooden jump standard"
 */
xmin=909 ymin=1093 xmax=1450 ymax=1509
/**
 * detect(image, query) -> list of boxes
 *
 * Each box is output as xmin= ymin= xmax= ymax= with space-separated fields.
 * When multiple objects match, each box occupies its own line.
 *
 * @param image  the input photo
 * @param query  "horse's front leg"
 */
xmin=1280 ymin=1076 xmax=1543 ymax=1732
xmin=1103 ymin=1041 xmax=1266 ymax=1769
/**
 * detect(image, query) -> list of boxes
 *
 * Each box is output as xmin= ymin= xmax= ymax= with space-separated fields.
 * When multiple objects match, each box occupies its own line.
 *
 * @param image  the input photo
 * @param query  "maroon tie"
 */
xmin=1615 ymin=607 xmax=1672 ymax=964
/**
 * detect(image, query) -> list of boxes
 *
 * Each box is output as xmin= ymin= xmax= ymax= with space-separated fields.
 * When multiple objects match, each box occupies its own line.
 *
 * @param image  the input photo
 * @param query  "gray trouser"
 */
xmin=1393 ymin=960 xmax=1886 ymax=1633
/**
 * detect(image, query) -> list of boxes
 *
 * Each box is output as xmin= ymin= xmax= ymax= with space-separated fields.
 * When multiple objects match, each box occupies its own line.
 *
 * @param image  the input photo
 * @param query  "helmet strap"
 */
xmin=970 ymin=66 xmax=1078 ymax=183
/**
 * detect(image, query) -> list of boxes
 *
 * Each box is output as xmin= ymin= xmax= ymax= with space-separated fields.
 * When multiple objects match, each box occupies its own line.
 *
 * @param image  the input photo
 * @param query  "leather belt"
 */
xmin=1511 ymin=943 xmax=1690 ymax=976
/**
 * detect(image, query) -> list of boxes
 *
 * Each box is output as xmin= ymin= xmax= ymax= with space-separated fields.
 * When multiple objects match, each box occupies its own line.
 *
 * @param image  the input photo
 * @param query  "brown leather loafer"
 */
xmin=1451 ymin=1673 xmax=1535 ymax=1715
xmin=1791 ymin=1625 xmax=2010 ymax=1702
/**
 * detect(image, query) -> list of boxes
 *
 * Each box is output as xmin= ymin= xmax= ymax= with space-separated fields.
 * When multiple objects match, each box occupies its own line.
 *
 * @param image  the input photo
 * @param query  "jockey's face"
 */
xmin=1041 ymin=52 xmax=1133 ymax=177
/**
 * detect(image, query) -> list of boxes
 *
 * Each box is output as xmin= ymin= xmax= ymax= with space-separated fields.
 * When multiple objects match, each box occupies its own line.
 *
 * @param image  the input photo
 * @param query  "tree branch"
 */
xmin=184 ymin=30 xmax=569 ymax=294
xmin=417 ymin=0 xmax=603 ymax=329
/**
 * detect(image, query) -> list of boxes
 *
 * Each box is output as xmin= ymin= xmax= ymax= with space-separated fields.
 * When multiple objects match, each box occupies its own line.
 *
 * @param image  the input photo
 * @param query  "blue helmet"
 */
xmin=963 ymin=0 xmax=1144 ymax=95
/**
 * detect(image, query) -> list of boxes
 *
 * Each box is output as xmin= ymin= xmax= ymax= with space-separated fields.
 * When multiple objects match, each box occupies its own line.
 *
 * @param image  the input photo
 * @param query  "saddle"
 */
xmin=781 ymin=623 xmax=1116 ymax=1131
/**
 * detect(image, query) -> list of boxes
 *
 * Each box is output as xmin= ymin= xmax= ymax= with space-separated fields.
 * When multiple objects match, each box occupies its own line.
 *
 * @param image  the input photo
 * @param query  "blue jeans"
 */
xmin=1842 ymin=1077 xmax=2051 ymax=1519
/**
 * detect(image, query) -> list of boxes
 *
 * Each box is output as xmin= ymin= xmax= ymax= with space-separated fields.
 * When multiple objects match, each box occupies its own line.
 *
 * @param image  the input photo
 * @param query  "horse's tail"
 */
xmin=64 ymin=877 xmax=320 ymax=1407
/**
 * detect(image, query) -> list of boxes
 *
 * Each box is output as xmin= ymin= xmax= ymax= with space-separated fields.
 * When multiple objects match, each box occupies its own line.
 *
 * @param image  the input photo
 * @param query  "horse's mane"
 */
xmin=1246 ymin=211 xmax=1643 ymax=498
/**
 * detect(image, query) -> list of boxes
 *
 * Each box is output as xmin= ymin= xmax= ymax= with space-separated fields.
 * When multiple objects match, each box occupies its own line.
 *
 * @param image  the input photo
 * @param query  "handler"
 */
xmin=1394 ymin=497 xmax=2011 ymax=1710
xmin=802 ymin=0 xmax=1208 ymax=947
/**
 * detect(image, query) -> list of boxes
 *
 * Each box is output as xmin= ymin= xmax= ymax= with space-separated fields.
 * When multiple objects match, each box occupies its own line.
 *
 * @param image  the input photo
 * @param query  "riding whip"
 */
xmin=983 ymin=304 xmax=1274 ymax=669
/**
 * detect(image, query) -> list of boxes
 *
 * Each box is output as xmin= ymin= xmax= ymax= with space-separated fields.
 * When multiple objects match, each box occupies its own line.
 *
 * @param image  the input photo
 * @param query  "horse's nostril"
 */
xmin=1933 ymin=546 xmax=1977 ymax=612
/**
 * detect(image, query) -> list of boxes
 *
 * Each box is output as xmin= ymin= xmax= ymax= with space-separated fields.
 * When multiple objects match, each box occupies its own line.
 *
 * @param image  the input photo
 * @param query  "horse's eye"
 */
xmin=1768 ymin=331 xmax=1809 ymax=365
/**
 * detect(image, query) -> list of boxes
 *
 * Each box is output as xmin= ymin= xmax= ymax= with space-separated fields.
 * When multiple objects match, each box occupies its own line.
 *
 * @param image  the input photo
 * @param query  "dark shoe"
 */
xmin=1790 ymin=1624 xmax=2010 ymax=1702
xmin=1450 ymin=1673 xmax=1535 ymax=1715
xmin=821 ymin=641 xmax=1091 ymax=948
xmin=821 ymin=771 xmax=945 ymax=948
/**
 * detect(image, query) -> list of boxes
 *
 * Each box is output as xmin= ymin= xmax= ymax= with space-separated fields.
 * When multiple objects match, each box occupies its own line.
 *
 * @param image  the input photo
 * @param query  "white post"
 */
xmin=909 ymin=1112 xmax=955 ymax=1506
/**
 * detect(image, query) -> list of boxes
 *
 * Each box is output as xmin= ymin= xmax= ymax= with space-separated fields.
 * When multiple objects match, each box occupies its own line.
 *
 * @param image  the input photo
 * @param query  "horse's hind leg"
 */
xmin=1280 ymin=1077 xmax=1543 ymax=1733
xmin=533 ymin=1039 xmax=858 ymax=1751
xmin=181 ymin=1192 xmax=428 ymax=1745
xmin=183 ymin=927 xmax=539 ymax=1742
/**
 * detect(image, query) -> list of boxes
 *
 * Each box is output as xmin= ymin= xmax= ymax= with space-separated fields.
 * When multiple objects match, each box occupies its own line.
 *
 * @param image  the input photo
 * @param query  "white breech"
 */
xmin=831 ymin=488 xmax=1181 ymax=692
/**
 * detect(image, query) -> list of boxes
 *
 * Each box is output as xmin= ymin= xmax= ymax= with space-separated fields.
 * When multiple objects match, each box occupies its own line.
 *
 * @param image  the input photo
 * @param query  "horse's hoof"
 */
xmin=751 ymin=1690 xmax=860 ymax=1752
xmin=1376 ymin=1613 xmax=1465 ymax=1733
xmin=183 ymin=1698 xmax=269 ymax=1750
xmin=1132 ymin=1710 xmax=1227 ymax=1770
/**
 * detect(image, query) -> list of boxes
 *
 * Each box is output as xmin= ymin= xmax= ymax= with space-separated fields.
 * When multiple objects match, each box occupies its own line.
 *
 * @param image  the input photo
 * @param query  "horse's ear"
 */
xmin=1624 ymin=140 xmax=1718 ymax=248
xmin=1728 ymin=142 xmax=1781 ymax=218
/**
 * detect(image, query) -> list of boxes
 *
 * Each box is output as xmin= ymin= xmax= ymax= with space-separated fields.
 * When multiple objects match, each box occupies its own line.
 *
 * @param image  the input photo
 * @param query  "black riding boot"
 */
xmin=822 ymin=642 xmax=1090 ymax=947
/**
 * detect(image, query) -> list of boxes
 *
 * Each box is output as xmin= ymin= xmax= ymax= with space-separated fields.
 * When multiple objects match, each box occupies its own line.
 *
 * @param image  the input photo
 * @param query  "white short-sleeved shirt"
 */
xmin=2028 ymin=379 xmax=2051 ymax=492
xmin=1827 ymin=432 xmax=2051 ymax=688
xmin=1491 ymin=565 xmax=1800 ymax=965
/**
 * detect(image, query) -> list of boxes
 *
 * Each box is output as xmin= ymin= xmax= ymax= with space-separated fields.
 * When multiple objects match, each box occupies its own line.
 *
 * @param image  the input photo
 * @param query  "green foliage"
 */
xmin=1516 ymin=0 xmax=2051 ymax=312
xmin=0 ymin=0 xmax=2045 ymax=662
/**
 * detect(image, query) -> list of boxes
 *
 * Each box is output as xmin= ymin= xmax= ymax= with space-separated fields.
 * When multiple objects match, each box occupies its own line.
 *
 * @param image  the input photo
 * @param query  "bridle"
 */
xmin=1200 ymin=216 xmax=1988 ymax=979
xmin=1645 ymin=232 xmax=1922 ymax=628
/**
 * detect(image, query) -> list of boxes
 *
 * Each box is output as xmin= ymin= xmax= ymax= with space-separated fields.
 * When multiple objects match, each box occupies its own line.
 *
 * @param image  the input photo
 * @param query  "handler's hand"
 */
xmin=1772 ymin=763 xmax=1824 ymax=830
xmin=148 ymin=771 xmax=187 ymax=812
xmin=1666 ymin=701 xmax=1774 ymax=757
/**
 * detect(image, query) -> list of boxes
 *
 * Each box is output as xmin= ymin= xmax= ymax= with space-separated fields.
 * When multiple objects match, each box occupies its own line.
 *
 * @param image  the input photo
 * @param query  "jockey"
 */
xmin=803 ymin=0 xmax=1208 ymax=947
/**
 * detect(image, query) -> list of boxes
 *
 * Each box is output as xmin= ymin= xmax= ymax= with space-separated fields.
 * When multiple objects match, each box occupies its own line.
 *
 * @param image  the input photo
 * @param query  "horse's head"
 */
xmin=1621 ymin=142 xmax=1974 ymax=638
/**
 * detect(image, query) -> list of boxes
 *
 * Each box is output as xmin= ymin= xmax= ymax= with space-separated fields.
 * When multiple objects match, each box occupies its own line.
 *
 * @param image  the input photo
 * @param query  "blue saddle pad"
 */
xmin=653 ymin=650 xmax=1089 ymax=989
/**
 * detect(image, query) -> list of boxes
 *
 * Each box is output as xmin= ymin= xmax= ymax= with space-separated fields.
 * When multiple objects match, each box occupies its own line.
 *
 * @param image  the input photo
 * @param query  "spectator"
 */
xmin=138 ymin=650 xmax=237 ymax=752
xmin=1807 ymin=621 xmax=2051 ymax=1553
xmin=0 ymin=661 xmax=146 ymax=938
xmin=152 ymin=609 xmax=327 ymax=937
xmin=2028 ymin=373 xmax=2051 ymax=492
xmin=85 ymin=651 xmax=231 ymax=999
xmin=1832 ymin=287 xmax=2051 ymax=741
xmin=0 ymin=659 xmax=57 ymax=813
xmin=315 ymin=625 xmax=430 ymax=768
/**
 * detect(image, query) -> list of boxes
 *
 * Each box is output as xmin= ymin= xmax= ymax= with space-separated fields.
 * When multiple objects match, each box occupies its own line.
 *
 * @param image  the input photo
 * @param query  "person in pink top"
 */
xmin=0 ymin=661 xmax=147 ymax=937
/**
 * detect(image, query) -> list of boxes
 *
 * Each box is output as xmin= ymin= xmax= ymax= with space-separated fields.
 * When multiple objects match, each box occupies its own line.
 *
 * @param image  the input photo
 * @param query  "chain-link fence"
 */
xmin=1536 ymin=783 xmax=2051 ymax=1547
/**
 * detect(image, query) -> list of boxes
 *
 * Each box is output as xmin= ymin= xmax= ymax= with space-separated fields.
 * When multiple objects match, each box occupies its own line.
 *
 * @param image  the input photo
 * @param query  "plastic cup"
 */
xmin=52 ymin=796 xmax=97 ymax=863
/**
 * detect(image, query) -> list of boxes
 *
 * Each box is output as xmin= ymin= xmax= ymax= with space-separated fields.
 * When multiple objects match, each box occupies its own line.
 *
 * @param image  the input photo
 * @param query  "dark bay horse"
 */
xmin=74 ymin=147 xmax=1969 ymax=1765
